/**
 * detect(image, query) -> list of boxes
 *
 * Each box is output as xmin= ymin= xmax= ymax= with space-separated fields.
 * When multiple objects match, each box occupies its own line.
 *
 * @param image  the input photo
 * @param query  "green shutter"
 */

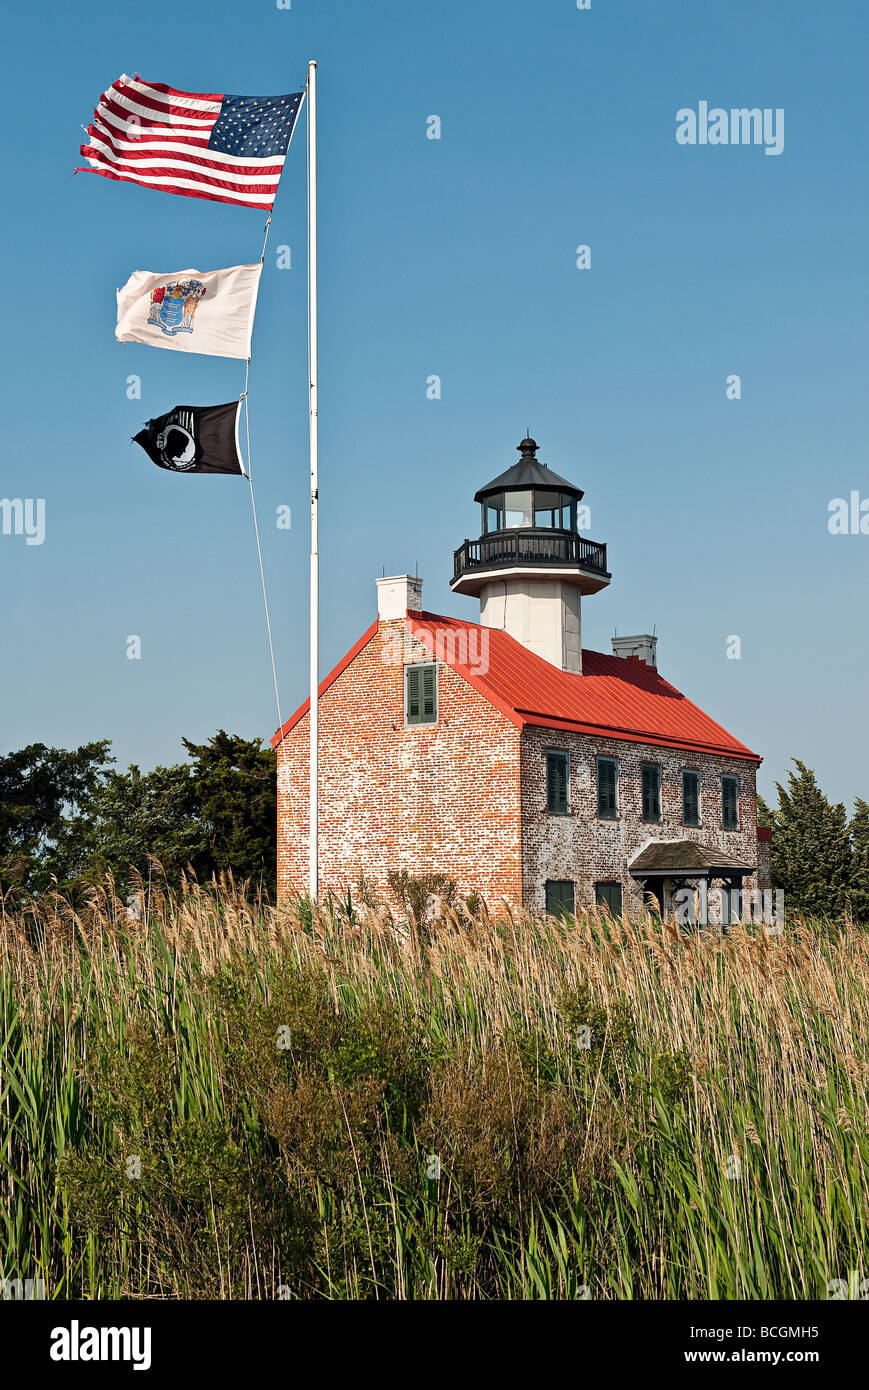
xmin=642 ymin=765 xmax=660 ymax=822
xmin=406 ymin=664 xmax=437 ymax=725
xmin=683 ymin=771 xmax=700 ymax=826
xmin=546 ymin=880 xmax=575 ymax=917
xmin=595 ymin=882 xmax=622 ymax=915
xmin=406 ymin=665 xmax=421 ymax=723
xmin=598 ymin=758 xmax=617 ymax=818
xmin=422 ymin=664 xmax=436 ymax=721
xmin=547 ymin=751 xmax=569 ymax=814
xmin=722 ymin=776 xmax=738 ymax=829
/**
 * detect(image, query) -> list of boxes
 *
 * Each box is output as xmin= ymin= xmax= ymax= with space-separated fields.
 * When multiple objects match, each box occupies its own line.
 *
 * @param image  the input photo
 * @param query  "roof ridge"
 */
xmin=269 ymin=609 xmax=762 ymax=765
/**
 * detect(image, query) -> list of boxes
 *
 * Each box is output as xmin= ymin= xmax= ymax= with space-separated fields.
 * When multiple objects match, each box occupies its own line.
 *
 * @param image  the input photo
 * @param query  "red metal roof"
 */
xmin=272 ymin=609 xmax=761 ymax=763
xmin=406 ymin=611 xmax=761 ymax=762
xmin=271 ymin=619 xmax=379 ymax=747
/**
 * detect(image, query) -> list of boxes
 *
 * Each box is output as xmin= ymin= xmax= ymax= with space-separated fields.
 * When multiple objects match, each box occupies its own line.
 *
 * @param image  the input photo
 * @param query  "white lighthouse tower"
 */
xmin=450 ymin=436 xmax=610 ymax=674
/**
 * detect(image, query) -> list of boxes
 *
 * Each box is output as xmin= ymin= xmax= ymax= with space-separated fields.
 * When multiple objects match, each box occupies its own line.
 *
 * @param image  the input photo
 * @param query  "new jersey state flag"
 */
xmin=116 ymin=263 xmax=262 ymax=359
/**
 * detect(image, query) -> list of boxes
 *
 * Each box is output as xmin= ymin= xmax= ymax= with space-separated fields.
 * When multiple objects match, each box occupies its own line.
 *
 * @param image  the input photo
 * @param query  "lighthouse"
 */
xmin=450 ymin=436 xmax=610 ymax=673
xmin=273 ymin=430 xmax=764 ymax=915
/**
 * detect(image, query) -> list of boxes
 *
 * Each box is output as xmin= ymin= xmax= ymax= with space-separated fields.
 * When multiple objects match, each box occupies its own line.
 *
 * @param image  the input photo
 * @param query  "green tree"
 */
xmin=71 ymin=763 xmax=206 ymax=893
xmin=2 ymin=731 xmax=278 ymax=900
xmin=182 ymin=730 xmax=277 ymax=892
xmin=758 ymin=760 xmax=852 ymax=919
xmin=849 ymin=799 xmax=869 ymax=924
xmin=0 ymin=741 xmax=111 ymax=894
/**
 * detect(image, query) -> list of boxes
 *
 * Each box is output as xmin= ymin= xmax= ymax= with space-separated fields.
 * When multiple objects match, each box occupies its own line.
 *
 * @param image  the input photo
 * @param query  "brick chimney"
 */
xmin=611 ymin=633 xmax=658 ymax=668
xmin=376 ymin=574 xmax=423 ymax=620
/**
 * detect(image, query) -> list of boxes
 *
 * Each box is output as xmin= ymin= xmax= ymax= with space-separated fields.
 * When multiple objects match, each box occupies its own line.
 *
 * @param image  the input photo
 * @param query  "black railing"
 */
xmin=453 ymin=528 xmax=609 ymax=583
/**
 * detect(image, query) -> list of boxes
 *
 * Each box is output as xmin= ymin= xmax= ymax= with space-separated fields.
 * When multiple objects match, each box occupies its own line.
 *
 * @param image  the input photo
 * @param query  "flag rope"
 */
xmin=242 ymin=368 xmax=283 ymax=736
xmin=241 ymin=207 xmax=282 ymax=735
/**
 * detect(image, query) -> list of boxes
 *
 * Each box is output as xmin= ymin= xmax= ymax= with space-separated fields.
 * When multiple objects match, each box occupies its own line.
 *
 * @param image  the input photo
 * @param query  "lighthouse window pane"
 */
xmin=534 ymin=490 xmax=561 ymax=528
xmin=504 ymin=491 xmax=533 ymax=527
xmin=485 ymin=499 xmax=503 ymax=533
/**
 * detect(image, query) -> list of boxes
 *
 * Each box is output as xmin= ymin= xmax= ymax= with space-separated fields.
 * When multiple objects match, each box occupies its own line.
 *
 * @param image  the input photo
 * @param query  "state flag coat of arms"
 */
xmin=116 ymin=263 xmax=262 ymax=359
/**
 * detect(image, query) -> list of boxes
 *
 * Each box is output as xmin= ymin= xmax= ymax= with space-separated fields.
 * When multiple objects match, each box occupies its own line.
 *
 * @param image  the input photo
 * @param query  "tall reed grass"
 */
xmin=1 ymin=879 xmax=866 ymax=1299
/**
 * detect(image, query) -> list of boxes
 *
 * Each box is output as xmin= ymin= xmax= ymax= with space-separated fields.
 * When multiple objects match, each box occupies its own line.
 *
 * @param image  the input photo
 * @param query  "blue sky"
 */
xmin=1 ymin=0 xmax=867 ymax=810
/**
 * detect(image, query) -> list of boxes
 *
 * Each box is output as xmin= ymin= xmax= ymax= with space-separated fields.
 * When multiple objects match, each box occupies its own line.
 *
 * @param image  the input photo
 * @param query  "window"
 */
xmin=546 ymin=750 xmax=570 ymax=815
xmin=405 ymin=663 xmax=437 ymax=725
xmin=722 ymin=775 xmax=739 ymax=830
xmin=545 ymin=880 xmax=575 ymax=918
xmin=597 ymin=757 xmax=618 ymax=819
xmin=682 ymin=770 xmax=701 ymax=827
xmin=482 ymin=490 xmax=576 ymax=532
xmin=504 ymin=490 xmax=533 ymax=528
xmin=533 ymin=489 xmax=573 ymax=529
xmin=595 ymin=881 xmax=623 ymax=915
xmin=642 ymin=763 xmax=662 ymax=822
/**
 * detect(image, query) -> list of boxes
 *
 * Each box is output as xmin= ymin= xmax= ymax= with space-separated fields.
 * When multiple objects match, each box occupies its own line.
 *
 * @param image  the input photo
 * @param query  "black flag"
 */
xmin=133 ymin=401 xmax=245 ymax=475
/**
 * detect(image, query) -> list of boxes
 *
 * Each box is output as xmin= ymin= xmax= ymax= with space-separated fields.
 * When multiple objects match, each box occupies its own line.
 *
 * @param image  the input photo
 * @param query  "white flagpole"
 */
xmin=306 ymin=59 xmax=319 ymax=901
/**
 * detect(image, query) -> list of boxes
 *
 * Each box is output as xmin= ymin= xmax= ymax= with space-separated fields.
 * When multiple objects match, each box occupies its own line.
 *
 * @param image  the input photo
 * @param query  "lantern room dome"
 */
xmin=473 ymin=437 xmax=584 ymax=504
xmin=451 ymin=434 xmax=610 ymax=602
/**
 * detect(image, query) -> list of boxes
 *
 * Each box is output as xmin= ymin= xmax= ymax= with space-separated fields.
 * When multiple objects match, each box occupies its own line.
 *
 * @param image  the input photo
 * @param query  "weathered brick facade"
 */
xmin=520 ymin=725 xmax=759 ymax=914
xmin=275 ymin=607 xmax=762 ymax=914
xmin=276 ymin=617 xmax=524 ymax=902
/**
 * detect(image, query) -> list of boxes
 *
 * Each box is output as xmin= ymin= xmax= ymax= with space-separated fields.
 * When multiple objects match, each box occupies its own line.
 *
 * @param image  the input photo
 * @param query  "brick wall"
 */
xmin=520 ymin=725 xmax=760 ymax=914
xmin=276 ymin=617 xmax=762 ymax=918
xmin=275 ymin=618 xmax=524 ymax=904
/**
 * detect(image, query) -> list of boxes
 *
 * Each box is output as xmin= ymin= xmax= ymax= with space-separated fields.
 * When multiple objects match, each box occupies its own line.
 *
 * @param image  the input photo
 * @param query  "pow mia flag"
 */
xmin=133 ymin=401 xmax=246 ymax=476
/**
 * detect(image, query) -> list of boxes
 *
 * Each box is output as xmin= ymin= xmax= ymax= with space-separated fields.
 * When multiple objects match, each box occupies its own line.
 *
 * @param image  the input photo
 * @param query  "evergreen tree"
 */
xmin=1 ymin=731 xmax=277 ymax=900
xmin=849 ymin=798 xmax=869 ymax=924
xmin=182 ymin=730 xmax=277 ymax=892
xmin=759 ymin=760 xmax=852 ymax=919
xmin=0 ymin=741 xmax=111 ymax=893
xmin=69 ymin=763 xmax=206 ymax=892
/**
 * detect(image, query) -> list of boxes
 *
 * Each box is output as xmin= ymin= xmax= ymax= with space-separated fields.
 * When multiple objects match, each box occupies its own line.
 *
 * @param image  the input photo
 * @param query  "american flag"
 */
xmin=78 ymin=74 xmax=304 ymax=211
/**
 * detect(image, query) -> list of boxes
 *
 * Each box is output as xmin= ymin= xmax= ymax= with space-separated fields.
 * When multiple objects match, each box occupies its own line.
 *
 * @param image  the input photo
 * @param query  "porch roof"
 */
xmin=628 ymin=839 xmax=755 ymax=879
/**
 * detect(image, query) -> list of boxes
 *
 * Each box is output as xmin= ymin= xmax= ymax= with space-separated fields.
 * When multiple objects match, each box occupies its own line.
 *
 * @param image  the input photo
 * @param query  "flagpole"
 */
xmin=307 ymin=59 xmax=319 ymax=902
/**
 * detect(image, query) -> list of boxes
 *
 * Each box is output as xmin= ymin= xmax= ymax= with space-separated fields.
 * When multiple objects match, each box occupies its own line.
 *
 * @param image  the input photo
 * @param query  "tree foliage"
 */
xmin=181 ymin=730 xmax=277 ymax=889
xmin=758 ymin=759 xmax=856 ymax=919
xmin=0 ymin=731 xmax=277 ymax=900
xmin=849 ymin=799 xmax=869 ymax=924
xmin=0 ymin=741 xmax=111 ymax=893
xmin=71 ymin=763 xmax=206 ymax=890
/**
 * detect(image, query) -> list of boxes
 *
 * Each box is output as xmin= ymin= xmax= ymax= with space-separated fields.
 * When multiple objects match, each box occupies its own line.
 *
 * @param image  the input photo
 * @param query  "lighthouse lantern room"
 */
xmin=450 ymin=437 xmax=610 ymax=673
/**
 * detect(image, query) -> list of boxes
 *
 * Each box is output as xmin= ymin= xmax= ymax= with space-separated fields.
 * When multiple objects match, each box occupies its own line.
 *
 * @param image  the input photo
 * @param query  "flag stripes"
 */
xmin=78 ymin=74 xmax=303 ymax=210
